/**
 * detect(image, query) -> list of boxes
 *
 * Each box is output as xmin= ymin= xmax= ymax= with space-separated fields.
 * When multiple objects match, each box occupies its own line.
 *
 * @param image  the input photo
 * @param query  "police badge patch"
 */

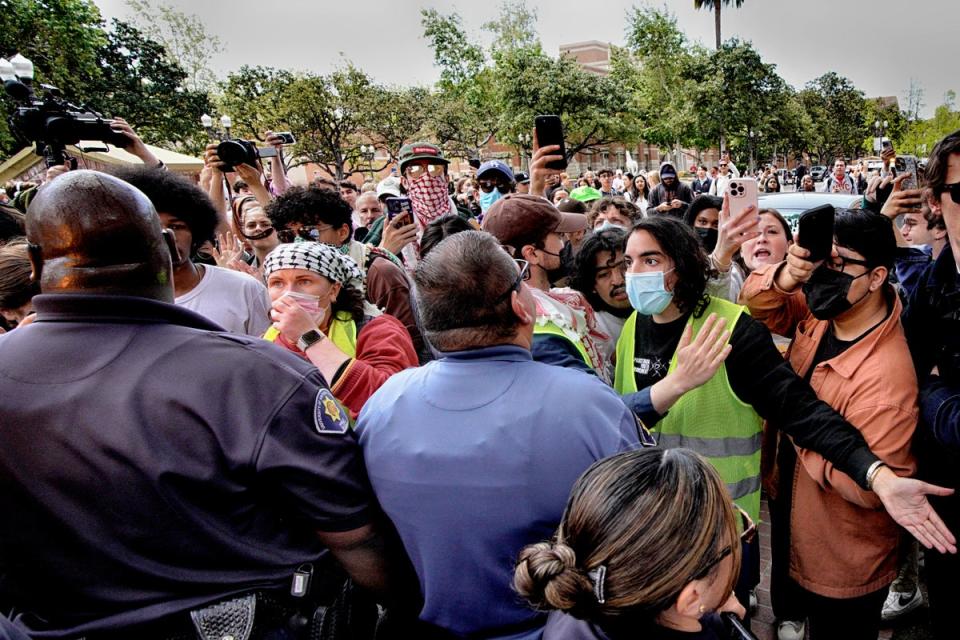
xmin=314 ymin=389 xmax=349 ymax=435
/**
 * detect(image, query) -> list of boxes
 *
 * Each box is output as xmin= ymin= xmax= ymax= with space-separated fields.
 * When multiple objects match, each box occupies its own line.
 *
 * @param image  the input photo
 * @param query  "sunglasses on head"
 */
xmin=276 ymin=224 xmax=334 ymax=244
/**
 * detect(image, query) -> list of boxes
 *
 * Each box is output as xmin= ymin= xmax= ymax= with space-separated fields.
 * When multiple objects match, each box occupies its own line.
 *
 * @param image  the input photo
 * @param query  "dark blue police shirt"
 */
xmin=0 ymin=294 xmax=373 ymax=637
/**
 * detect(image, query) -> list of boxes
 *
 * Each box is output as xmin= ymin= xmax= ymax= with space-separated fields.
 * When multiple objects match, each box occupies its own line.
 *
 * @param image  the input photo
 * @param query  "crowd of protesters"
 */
xmin=1 ymin=115 xmax=960 ymax=640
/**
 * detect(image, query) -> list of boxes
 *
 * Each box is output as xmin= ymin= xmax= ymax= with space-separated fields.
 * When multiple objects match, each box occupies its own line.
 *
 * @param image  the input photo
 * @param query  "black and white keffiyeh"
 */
xmin=263 ymin=242 xmax=365 ymax=293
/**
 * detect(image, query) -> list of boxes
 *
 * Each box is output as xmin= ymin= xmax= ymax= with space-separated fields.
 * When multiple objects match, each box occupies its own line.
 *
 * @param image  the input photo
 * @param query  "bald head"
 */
xmin=26 ymin=171 xmax=174 ymax=301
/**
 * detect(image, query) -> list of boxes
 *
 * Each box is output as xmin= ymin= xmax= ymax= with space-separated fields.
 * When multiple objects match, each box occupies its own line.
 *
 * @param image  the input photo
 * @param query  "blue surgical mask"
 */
xmin=625 ymin=269 xmax=675 ymax=315
xmin=479 ymin=188 xmax=503 ymax=213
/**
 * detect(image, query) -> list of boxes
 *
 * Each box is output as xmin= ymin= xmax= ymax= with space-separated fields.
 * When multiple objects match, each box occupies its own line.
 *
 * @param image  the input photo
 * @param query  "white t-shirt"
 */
xmin=175 ymin=265 xmax=272 ymax=336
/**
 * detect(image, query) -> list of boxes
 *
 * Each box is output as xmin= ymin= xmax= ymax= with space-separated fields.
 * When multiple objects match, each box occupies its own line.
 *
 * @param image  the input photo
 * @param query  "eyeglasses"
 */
xmin=404 ymin=163 xmax=446 ymax=179
xmin=941 ymin=182 xmax=960 ymax=205
xmin=277 ymin=224 xmax=334 ymax=244
xmin=495 ymin=260 xmax=530 ymax=304
xmin=691 ymin=504 xmax=756 ymax=581
xmin=826 ymin=254 xmax=871 ymax=272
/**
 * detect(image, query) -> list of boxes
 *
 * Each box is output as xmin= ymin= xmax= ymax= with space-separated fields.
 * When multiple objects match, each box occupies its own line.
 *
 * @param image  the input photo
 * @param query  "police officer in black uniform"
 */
xmin=0 ymin=171 xmax=414 ymax=637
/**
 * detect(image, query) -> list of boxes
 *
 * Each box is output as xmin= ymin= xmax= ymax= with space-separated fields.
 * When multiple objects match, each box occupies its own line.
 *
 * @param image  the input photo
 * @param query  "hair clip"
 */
xmin=588 ymin=564 xmax=607 ymax=604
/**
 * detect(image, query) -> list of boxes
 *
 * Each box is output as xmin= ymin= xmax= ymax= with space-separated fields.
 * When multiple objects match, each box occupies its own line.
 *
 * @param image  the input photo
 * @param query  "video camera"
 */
xmin=2 ymin=54 xmax=130 ymax=167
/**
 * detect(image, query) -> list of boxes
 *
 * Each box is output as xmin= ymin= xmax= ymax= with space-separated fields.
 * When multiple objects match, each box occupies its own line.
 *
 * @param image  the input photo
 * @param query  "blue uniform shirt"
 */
xmin=357 ymin=345 xmax=641 ymax=639
xmin=0 ymin=294 xmax=372 ymax=636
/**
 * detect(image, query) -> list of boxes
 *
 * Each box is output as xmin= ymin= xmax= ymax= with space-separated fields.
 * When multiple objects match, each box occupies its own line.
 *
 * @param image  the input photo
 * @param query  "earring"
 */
xmin=698 ymin=604 xmax=706 ymax=615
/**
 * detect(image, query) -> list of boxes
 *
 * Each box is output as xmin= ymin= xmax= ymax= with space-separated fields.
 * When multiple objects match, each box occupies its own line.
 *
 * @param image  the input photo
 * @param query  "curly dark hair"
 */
xmin=570 ymin=228 xmax=627 ymax=312
xmin=266 ymin=186 xmax=353 ymax=233
xmin=109 ymin=167 xmax=219 ymax=251
xmin=631 ymin=217 xmax=709 ymax=316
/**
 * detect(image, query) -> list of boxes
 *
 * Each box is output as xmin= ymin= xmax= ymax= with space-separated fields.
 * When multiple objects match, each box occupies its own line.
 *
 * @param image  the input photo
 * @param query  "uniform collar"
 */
xmin=31 ymin=293 xmax=224 ymax=331
xmin=438 ymin=344 xmax=532 ymax=362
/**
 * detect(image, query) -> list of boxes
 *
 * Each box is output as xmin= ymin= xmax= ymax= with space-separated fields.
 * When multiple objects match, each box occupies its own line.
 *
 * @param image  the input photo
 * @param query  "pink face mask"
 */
xmin=284 ymin=291 xmax=325 ymax=323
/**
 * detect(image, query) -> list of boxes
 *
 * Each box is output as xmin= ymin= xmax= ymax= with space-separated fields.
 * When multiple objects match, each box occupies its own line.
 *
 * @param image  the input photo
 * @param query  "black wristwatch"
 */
xmin=297 ymin=329 xmax=325 ymax=351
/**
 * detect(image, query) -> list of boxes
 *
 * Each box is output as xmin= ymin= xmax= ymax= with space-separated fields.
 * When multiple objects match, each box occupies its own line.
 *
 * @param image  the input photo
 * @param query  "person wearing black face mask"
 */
xmin=685 ymin=195 xmax=722 ymax=253
xmin=739 ymin=209 xmax=921 ymax=640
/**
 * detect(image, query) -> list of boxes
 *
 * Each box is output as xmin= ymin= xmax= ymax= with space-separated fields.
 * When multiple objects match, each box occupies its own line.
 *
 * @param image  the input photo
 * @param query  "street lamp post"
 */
xmin=517 ymin=133 xmax=531 ymax=172
xmin=359 ymin=144 xmax=376 ymax=179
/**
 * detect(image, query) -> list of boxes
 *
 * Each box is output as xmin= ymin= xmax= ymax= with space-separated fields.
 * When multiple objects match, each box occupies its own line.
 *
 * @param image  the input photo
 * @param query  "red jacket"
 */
xmin=274 ymin=313 xmax=417 ymax=418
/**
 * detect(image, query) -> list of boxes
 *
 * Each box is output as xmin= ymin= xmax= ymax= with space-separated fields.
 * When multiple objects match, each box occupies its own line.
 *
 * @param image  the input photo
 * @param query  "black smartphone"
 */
xmin=721 ymin=612 xmax=759 ymax=640
xmin=882 ymin=139 xmax=893 ymax=151
xmin=274 ymin=132 xmax=296 ymax=145
xmin=797 ymin=204 xmax=835 ymax=263
xmin=385 ymin=196 xmax=413 ymax=224
xmin=534 ymin=115 xmax=567 ymax=171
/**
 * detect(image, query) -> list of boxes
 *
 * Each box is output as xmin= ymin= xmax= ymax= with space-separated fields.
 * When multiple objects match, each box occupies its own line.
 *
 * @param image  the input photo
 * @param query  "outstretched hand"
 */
xmin=873 ymin=466 xmax=956 ymax=554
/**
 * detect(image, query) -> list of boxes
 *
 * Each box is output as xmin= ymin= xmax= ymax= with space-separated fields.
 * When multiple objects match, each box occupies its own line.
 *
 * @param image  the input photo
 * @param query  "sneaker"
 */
xmin=881 ymin=587 xmax=923 ymax=621
xmin=777 ymin=619 xmax=805 ymax=640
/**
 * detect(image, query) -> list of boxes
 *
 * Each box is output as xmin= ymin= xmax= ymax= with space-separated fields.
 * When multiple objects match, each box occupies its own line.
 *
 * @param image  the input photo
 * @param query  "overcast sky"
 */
xmin=92 ymin=0 xmax=956 ymax=119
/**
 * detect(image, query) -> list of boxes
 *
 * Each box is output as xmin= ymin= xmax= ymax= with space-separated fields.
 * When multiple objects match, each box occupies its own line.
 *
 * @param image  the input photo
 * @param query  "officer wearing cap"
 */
xmin=476 ymin=159 xmax=516 ymax=218
xmin=481 ymin=193 xmax=612 ymax=379
xmin=0 ymin=171 xmax=412 ymax=637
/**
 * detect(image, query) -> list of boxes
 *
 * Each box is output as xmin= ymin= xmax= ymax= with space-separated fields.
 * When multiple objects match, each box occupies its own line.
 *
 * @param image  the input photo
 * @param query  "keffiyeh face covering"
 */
xmin=263 ymin=241 xmax=365 ymax=294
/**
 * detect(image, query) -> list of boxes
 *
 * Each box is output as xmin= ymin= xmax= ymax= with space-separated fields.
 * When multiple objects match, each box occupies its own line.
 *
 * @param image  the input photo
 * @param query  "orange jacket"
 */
xmin=740 ymin=263 xmax=917 ymax=598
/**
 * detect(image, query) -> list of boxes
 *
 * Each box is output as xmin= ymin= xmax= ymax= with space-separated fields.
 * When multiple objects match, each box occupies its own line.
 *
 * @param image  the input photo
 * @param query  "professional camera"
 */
xmin=216 ymin=139 xmax=261 ymax=172
xmin=1 ymin=54 xmax=130 ymax=167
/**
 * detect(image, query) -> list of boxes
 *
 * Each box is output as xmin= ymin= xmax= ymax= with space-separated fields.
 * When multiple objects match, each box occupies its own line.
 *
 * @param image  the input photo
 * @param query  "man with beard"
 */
xmin=648 ymin=161 xmax=694 ymax=217
xmin=570 ymin=227 xmax=632 ymax=382
xmin=397 ymin=143 xmax=457 ymax=267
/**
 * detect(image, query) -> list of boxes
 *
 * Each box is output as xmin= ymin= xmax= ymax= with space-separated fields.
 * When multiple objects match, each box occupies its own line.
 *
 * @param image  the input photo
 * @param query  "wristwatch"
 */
xmin=297 ymin=329 xmax=325 ymax=352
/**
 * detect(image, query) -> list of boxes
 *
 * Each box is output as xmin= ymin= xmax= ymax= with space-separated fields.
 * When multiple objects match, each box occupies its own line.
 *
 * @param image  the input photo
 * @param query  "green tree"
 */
xmin=898 ymin=94 xmax=960 ymax=158
xmin=362 ymin=85 xmax=433 ymax=163
xmin=799 ymin=72 xmax=867 ymax=161
xmin=496 ymin=46 xmax=638 ymax=161
xmin=482 ymin=0 xmax=540 ymax=55
xmin=622 ymin=5 xmax=697 ymax=153
xmin=88 ymin=19 xmax=210 ymax=154
xmin=420 ymin=8 xmax=498 ymax=160
xmin=126 ymin=0 xmax=223 ymax=92
xmin=686 ymin=39 xmax=788 ymax=168
xmin=217 ymin=65 xmax=296 ymax=142
xmin=273 ymin=66 xmax=375 ymax=180
xmin=0 ymin=0 xmax=107 ymax=153
xmin=693 ymin=0 xmax=746 ymax=50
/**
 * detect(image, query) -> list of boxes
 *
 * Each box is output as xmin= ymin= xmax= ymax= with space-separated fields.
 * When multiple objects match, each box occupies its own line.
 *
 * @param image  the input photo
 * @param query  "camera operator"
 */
xmin=203 ymin=131 xmax=291 ymax=232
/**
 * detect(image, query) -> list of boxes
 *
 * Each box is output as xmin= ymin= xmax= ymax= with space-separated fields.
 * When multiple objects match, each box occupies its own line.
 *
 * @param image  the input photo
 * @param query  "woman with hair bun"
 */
xmin=514 ymin=448 xmax=749 ymax=639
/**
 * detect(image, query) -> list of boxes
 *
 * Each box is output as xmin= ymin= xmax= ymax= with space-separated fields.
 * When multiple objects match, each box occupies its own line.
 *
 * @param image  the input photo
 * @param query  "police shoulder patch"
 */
xmin=314 ymin=388 xmax=350 ymax=435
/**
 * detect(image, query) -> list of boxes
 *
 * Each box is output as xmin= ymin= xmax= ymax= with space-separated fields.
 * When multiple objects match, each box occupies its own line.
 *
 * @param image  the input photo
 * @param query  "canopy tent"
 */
xmin=0 ymin=143 xmax=204 ymax=185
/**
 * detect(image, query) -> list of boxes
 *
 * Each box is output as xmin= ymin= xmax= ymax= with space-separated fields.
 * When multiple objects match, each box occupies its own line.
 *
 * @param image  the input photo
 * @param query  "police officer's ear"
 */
xmin=161 ymin=228 xmax=181 ymax=264
xmin=27 ymin=242 xmax=42 ymax=284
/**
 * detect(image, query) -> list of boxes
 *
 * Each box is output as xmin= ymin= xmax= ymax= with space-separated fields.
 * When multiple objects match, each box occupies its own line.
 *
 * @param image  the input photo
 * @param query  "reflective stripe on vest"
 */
xmin=613 ymin=297 xmax=763 ymax=521
xmin=263 ymin=311 xmax=358 ymax=358
xmin=533 ymin=320 xmax=593 ymax=368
